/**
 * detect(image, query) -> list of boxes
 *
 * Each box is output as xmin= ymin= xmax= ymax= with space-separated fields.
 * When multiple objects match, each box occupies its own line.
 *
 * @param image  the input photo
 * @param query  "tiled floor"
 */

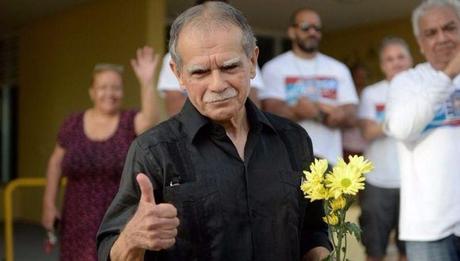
xmin=1 ymin=207 xmax=402 ymax=261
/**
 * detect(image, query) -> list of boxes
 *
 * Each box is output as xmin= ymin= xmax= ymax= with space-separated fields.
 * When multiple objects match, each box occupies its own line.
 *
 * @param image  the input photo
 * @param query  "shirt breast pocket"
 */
xmin=279 ymin=170 xmax=303 ymax=257
xmin=279 ymin=170 xmax=303 ymax=225
xmin=163 ymin=181 xmax=222 ymax=258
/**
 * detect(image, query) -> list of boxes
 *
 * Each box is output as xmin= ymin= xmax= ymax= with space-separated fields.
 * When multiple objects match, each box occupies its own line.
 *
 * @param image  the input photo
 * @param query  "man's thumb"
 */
xmin=136 ymin=173 xmax=156 ymax=204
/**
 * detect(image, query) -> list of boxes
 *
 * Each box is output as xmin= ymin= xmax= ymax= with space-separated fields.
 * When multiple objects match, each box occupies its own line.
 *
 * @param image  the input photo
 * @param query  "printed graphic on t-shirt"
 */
xmin=424 ymin=89 xmax=460 ymax=131
xmin=285 ymin=76 xmax=338 ymax=105
xmin=375 ymin=103 xmax=385 ymax=122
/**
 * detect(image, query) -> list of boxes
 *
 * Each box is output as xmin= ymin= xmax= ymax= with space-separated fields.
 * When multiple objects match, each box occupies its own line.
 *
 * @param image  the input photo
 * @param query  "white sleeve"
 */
xmin=358 ymin=88 xmax=375 ymax=121
xmin=384 ymin=68 xmax=455 ymax=142
xmin=258 ymin=62 xmax=286 ymax=100
xmin=337 ymin=65 xmax=359 ymax=105
xmin=157 ymin=53 xmax=181 ymax=92
xmin=250 ymin=65 xmax=265 ymax=91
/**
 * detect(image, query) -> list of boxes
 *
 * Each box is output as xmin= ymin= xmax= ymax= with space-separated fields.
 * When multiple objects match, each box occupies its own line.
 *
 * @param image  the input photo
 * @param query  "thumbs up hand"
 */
xmin=137 ymin=173 xmax=157 ymax=204
xmin=119 ymin=173 xmax=179 ymax=252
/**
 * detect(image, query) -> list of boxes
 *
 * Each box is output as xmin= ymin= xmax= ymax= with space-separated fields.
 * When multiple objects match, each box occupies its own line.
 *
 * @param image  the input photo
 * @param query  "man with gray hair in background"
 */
xmin=96 ymin=2 xmax=332 ymax=260
xmin=384 ymin=0 xmax=460 ymax=260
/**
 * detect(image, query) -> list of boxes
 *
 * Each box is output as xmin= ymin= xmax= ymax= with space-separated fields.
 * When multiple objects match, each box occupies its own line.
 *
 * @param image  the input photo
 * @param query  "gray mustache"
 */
xmin=203 ymin=88 xmax=237 ymax=103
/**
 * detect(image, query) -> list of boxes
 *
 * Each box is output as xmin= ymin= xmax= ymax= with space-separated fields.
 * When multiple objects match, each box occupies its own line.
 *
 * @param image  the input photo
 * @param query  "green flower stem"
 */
xmin=328 ymin=224 xmax=336 ymax=259
xmin=336 ymin=218 xmax=343 ymax=261
xmin=324 ymin=201 xmax=337 ymax=260
xmin=343 ymin=223 xmax=348 ymax=261
xmin=342 ymin=196 xmax=351 ymax=261
xmin=336 ymin=205 xmax=350 ymax=261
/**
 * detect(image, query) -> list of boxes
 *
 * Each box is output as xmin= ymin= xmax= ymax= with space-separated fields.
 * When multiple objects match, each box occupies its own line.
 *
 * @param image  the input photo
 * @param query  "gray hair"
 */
xmin=412 ymin=0 xmax=460 ymax=37
xmin=168 ymin=1 xmax=257 ymax=69
xmin=378 ymin=37 xmax=411 ymax=60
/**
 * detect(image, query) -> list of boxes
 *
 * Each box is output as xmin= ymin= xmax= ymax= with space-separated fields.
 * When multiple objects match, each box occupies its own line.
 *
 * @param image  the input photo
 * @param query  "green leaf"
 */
xmin=344 ymin=222 xmax=362 ymax=241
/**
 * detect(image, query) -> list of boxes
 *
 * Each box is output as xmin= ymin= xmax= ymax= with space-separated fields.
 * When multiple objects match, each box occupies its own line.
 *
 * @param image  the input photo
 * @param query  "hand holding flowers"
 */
xmin=301 ymin=155 xmax=374 ymax=261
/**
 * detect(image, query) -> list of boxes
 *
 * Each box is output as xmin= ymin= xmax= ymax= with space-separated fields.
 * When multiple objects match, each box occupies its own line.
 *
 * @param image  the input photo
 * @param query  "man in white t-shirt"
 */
xmin=260 ymin=7 xmax=358 ymax=164
xmin=384 ymin=1 xmax=460 ymax=260
xmin=358 ymin=37 xmax=413 ymax=261
xmin=158 ymin=53 xmax=265 ymax=116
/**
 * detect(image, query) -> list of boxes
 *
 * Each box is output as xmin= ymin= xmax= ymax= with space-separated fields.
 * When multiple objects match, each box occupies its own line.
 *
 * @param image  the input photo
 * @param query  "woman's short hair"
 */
xmin=91 ymin=63 xmax=124 ymax=85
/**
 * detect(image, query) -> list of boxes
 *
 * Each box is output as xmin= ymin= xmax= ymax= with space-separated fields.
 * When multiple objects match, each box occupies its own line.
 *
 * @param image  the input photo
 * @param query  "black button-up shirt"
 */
xmin=97 ymin=99 xmax=331 ymax=261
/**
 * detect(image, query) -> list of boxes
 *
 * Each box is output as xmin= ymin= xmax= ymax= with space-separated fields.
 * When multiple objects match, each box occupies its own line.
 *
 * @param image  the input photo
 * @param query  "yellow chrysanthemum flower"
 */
xmin=348 ymin=155 xmax=374 ymax=174
xmin=301 ymin=175 xmax=329 ymax=201
xmin=305 ymin=184 xmax=330 ymax=201
xmin=325 ymin=164 xmax=365 ymax=198
xmin=309 ymin=158 xmax=329 ymax=176
xmin=301 ymin=159 xmax=331 ymax=201
xmin=330 ymin=196 xmax=346 ymax=211
xmin=302 ymin=169 xmax=322 ymax=193
xmin=300 ymin=155 xmax=374 ymax=261
xmin=303 ymin=169 xmax=323 ymax=185
xmin=323 ymin=213 xmax=339 ymax=225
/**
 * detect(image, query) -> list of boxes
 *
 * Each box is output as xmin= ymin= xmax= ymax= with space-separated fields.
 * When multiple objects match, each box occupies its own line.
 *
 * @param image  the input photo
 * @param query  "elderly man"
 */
xmin=260 ymin=7 xmax=358 ymax=165
xmin=96 ymin=2 xmax=331 ymax=261
xmin=384 ymin=0 xmax=460 ymax=260
xmin=358 ymin=37 xmax=413 ymax=261
xmin=158 ymin=54 xmax=264 ymax=116
xmin=157 ymin=0 xmax=265 ymax=116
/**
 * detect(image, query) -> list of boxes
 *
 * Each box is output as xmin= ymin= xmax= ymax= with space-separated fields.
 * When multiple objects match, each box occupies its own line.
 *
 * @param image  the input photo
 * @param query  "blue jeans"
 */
xmin=406 ymin=235 xmax=460 ymax=261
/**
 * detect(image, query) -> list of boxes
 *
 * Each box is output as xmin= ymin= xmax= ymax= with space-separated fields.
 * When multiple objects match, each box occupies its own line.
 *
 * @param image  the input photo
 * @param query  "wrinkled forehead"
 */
xmin=176 ymin=23 xmax=245 ymax=63
xmin=178 ymin=22 xmax=243 ymax=46
xmin=419 ymin=6 xmax=460 ymax=31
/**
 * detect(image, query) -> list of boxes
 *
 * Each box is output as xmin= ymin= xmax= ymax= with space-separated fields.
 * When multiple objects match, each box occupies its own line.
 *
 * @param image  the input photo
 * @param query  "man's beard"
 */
xmin=296 ymin=37 xmax=320 ymax=53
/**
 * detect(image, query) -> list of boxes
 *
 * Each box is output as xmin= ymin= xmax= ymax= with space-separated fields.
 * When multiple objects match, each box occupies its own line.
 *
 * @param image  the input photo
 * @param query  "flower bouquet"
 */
xmin=301 ymin=155 xmax=374 ymax=261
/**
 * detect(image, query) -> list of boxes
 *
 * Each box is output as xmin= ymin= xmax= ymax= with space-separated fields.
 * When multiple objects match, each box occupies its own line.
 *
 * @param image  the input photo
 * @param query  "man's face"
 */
xmin=289 ymin=10 xmax=322 ymax=53
xmin=380 ymin=44 xmax=413 ymax=80
xmin=417 ymin=6 xmax=460 ymax=70
xmin=171 ymin=24 xmax=258 ymax=122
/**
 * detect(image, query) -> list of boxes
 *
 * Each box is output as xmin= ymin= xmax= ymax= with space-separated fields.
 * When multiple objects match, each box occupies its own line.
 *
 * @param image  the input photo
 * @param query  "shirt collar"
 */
xmin=177 ymin=98 xmax=276 ymax=143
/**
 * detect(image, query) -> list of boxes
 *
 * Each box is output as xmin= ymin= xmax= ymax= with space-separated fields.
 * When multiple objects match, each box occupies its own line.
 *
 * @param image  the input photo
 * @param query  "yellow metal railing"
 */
xmin=3 ymin=177 xmax=66 ymax=261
